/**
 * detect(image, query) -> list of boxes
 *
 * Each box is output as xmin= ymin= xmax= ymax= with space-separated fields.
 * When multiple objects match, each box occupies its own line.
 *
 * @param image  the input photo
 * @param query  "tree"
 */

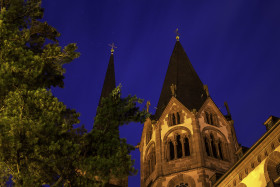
xmin=0 ymin=0 xmax=148 ymax=186
xmin=80 ymin=85 xmax=148 ymax=185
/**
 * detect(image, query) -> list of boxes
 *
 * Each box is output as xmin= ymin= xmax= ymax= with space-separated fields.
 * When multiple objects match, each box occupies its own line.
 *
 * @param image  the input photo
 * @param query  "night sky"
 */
xmin=42 ymin=1 xmax=280 ymax=186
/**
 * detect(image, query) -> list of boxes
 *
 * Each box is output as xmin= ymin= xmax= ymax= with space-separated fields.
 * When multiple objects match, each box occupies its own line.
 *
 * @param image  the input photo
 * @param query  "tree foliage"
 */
xmin=0 ymin=0 xmax=148 ymax=186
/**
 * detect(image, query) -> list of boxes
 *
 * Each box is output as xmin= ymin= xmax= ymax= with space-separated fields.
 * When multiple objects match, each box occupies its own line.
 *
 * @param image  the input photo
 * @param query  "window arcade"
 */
xmin=167 ymin=134 xmax=190 ymax=161
xmin=168 ymin=111 xmax=183 ymax=126
xmin=204 ymin=111 xmax=218 ymax=126
xmin=204 ymin=133 xmax=226 ymax=161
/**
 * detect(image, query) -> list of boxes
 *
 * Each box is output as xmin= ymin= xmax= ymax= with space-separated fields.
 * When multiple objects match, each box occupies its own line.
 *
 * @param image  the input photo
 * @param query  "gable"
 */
xmin=198 ymin=97 xmax=230 ymax=126
xmin=157 ymin=97 xmax=195 ymax=142
xmin=198 ymin=97 xmax=233 ymax=142
xmin=159 ymin=96 xmax=194 ymax=123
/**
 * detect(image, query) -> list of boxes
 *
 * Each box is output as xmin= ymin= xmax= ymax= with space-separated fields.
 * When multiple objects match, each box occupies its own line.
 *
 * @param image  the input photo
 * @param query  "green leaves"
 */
xmin=81 ymin=85 xmax=149 ymax=184
xmin=0 ymin=0 xmax=82 ymax=185
xmin=0 ymin=88 xmax=82 ymax=184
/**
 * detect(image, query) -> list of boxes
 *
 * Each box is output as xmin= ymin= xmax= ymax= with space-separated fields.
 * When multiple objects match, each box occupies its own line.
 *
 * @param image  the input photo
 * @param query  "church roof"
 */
xmin=155 ymin=40 xmax=207 ymax=119
xmin=98 ymin=53 xmax=116 ymax=107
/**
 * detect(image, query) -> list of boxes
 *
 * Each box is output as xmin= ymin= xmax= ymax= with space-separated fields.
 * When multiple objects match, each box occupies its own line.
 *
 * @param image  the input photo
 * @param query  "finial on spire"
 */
xmin=146 ymin=101 xmax=151 ymax=112
xmin=108 ymin=42 xmax=117 ymax=54
xmin=175 ymin=28 xmax=180 ymax=41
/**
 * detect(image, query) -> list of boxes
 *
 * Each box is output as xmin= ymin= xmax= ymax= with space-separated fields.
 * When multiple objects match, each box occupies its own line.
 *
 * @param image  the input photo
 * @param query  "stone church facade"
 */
xmin=99 ymin=37 xmax=280 ymax=187
xmin=138 ymin=37 xmax=280 ymax=187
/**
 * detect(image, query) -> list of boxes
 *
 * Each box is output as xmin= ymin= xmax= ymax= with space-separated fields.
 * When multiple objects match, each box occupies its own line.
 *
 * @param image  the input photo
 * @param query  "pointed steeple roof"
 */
xmin=98 ymin=49 xmax=116 ymax=107
xmin=155 ymin=40 xmax=207 ymax=119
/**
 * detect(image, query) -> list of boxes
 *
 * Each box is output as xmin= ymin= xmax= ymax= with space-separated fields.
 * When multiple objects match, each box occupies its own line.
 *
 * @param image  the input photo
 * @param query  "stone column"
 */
xmin=174 ymin=140 xmax=178 ymax=159
xmin=215 ymin=141 xmax=221 ymax=159
xmin=166 ymin=141 xmax=170 ymax=161
xmin=208 ymin=138 xmax=214 ymax=157
xmin=181 ymin=137 xmax=185 ymax=157
xmin=223 ymin=142 xmax=229 ymax=161
xmin=192 ymin=111 xmax=205 ymax=167
xmin=155 ymin=122 xmax=163 ymax=176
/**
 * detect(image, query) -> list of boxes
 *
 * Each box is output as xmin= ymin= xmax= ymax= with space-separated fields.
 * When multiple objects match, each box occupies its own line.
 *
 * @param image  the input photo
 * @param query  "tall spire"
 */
xmin=155 ymin=38 xmax=207 ymax=119
xmin=98 ymin=43 xmax=116 ymax=107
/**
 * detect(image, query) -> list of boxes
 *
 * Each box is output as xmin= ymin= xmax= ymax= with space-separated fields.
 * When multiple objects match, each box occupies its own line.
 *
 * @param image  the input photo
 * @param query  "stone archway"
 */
xmin=264 ymin=151 xmax=280 ymax=184
xmin=167 ymin=174 xmax=196 ymax=187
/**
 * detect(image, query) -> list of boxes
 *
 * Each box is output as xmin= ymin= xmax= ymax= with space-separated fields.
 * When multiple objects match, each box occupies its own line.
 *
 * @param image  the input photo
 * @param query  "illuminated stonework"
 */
xmin=139 ymin=40 xmax=240 ymax=187
xmin=138 ymin=38 xmax=280 ymax=187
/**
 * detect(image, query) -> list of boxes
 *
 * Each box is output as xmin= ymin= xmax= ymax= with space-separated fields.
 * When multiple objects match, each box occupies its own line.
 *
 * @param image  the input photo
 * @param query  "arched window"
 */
xmin=205 ymin=112 xmax=210 ymax=124
xmin=169 ymin=141 xmax=175 ymax=160
xmin=177 ymin=112 xmax=181 ymax=124
xmin=264 ymin=151 xmax=280 ymax=184
xmin=210 ymin=134 xmax=217 ymax=158
xmin=184 ymin=137 xmax=190 ymax=156
xmin=204 ymin=137 xmax=210 ymax=156
xmin=176 ymin=183 xmax=189 ymax=187
xmin=146 ymin=149 xmax=156 ymax=178
xmin=218 ymin=142 xmax=223 ymax=160
xmin=176 ymin=135 xmax=182 ymax=158
xmin=146 ymin=125 xmax=152 ymax=145
xmin=276 ymin=163 xmax=280 ymax=176
xmin=205 ymin=111 xmax=218 ymax=126
xmin=172 ymin=113 xmax=176 ymax=125
xmin=213 ymin=114 xmax=218 ymax=125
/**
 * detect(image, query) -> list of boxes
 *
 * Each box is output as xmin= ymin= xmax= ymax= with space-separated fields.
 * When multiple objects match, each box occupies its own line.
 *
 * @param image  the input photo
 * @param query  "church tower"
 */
xmin=96 ymin=44 xmax=128 ymax=187
xmin=98 ymin=43 xmax=116 ymax=107
xmin=139 ymin=34 xmax=240 ymax=187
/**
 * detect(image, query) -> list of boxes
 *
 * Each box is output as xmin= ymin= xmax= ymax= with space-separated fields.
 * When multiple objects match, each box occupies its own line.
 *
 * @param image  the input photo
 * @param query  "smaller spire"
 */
xmin=108 ymin=42 xmax=117 ymax=54
xmin=175 ymin=28 xmax=180 ymax=41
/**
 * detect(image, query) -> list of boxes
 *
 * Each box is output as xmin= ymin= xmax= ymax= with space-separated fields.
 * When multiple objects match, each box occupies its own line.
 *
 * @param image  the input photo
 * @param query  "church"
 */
xmin=99 ymin=34 xmax=280 ymax=187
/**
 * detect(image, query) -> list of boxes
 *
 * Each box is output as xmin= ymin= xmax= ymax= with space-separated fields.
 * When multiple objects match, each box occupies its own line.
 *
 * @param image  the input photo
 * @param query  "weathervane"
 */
xmin=174 ymin=28 xmax=180 ymax=41
xmin=108 ymin=42 xmax=117 ymax=54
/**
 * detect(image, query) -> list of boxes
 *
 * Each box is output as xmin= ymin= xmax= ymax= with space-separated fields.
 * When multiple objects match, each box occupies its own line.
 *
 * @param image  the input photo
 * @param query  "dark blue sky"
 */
xmin=42 ymin=1 xmax=280 ymax=186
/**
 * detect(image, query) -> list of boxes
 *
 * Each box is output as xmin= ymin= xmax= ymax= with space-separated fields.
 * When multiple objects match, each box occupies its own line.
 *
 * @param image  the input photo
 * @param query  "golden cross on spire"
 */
xmin=108 ymin=42 xmax=117 ymax=54
xmin=174 ymin=28 xmax=180 ymax=41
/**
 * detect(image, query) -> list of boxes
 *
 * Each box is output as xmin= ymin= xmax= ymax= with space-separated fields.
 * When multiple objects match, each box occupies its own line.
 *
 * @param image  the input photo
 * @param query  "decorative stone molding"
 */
xmin=167 ymin=174 xmax=196 ymax=187
xmin=146 ymin=123 xmax=153 ymax=145
xmin=257 ymin=155 xmax=261 ymax=163
xmin=144 ymin=142 xmax=156 ymax=181
xmin=271 ymin=142 xmax=275 ymax=150
xmin=245 ymin=168 xmax=248 ymax=175
xmin=144 ymin=141 xmax=155 ymax=161
xmin=220 ymin=133 xmax=280 ymax=187
xmin=236 ymin=183 xmax=247 ymax=187
xmin=251 ymin=162 xmax=255 ymax=169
